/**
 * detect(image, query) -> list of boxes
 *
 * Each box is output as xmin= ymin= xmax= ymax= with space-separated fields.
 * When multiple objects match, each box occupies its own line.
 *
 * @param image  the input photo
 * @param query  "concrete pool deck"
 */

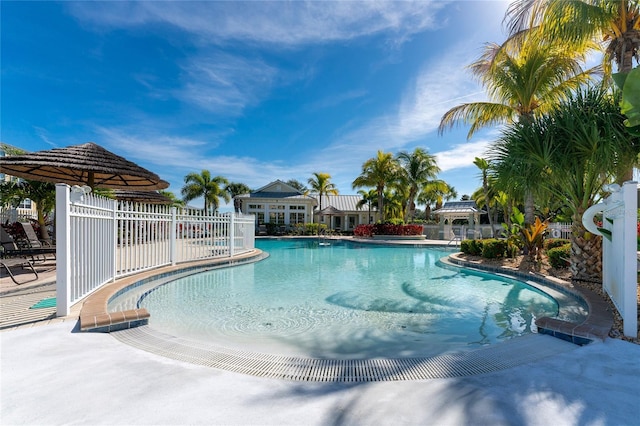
xmin=2 ymin=240 xmax=639 ymax=424
xmin=1 ymin=320 xmax=639 ymax=425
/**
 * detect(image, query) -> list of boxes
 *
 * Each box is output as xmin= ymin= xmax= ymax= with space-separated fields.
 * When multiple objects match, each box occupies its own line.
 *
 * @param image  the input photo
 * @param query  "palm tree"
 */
xmin=417 ymin=180 xmax=457 ymax=221
xmin=225 ymin=182 xmax=251 ymax=213
xmin=286 ymin=179 xmax=308 ymax=193
xmin=0 ymin=179 xmax=56 ymax=241
xmin=439 ymin=35 xmax=596 ymax=224
xmin=473 ymin=157 xmax=496 ymax=237
xmin=396 ymin=147 xmax=440 ymax=222
xmin=490 ymin=86 xmax=639 ymax=281
xmin=181 ymin=170 xmax=230 ymax=213
xmin=356 ymin=189 xmax=378 ymax=223
xmin=307 ymin=172 xmax=338 ymax=213
xmin=159 ymin=190 xmax=186 ymax=208
xmin=352 ymin=151 xmax=400 ymax=222
xmin=505 ymin=0 xmax=640 ymax=74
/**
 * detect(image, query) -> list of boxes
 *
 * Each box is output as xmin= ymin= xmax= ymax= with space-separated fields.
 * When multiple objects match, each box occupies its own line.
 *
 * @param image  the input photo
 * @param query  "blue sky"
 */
xmin=2 ymin=1 xmax=512 ymax=209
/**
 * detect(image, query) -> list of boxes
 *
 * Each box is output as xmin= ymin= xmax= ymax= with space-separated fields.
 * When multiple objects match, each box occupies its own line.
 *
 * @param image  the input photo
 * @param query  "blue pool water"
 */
xmin=137 ymin=239 xmax=560 ymax=358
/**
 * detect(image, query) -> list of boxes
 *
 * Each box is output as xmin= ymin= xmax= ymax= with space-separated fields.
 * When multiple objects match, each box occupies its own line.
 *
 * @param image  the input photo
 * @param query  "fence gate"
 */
xmin=583 ymin=181 xmax=638 ymax=337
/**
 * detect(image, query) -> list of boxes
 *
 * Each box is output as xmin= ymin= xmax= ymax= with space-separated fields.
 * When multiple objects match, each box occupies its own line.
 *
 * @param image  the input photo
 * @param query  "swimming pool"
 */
xmin=112 ymin=239 xmax=570 ymax=359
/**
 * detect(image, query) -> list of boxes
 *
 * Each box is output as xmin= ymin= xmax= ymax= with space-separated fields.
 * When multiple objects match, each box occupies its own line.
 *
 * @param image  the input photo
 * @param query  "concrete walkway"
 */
xmin=1 ymin=321 xmax=639 ymax=425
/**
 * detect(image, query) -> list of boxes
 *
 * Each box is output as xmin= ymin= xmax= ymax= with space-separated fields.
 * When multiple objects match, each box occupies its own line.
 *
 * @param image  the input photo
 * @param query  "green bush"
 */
xmin=481 ymin=239 xmax=507 ymax=259
xmin=460 ymin=239 xmax=474 ymax=255
xmin=461 ymin=239 xmax=483 ymax=256
xmin=304 ymin=223 xmax=327 ymax=235
xmin=544 ymin=238 xmax=570 ymax=251
xmin=547 ymin=243 xmax=571 ymax=269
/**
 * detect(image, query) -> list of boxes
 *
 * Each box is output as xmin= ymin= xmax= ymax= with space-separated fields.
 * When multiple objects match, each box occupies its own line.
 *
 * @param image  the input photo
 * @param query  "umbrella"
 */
xmin=113 ymin=190 xmax=173 ymax=204
xmin=0 ymin=142 xmax=169 ymax=190
xmin=318 ymin=205 xmax=342 ymax=229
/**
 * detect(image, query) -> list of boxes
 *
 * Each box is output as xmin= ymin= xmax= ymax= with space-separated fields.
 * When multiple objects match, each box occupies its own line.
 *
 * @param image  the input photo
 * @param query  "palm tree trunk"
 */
xmin=524 ymin=190 xmax=535 ymax=225
xmin=482 ymin=186 xmax=494 ymax=238
xmin=569 ymin=217 xmax=603 ymax=282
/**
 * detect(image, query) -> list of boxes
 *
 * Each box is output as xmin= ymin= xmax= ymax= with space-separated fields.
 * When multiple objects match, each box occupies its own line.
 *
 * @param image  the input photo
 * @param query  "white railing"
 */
xmin=55 ymin=184 xmax=255 ymax=316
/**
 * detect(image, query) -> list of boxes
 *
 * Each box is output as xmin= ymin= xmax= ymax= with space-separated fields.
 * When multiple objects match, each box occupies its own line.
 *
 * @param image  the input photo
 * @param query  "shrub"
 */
xmin=544 ymin=238 xmax=570 ymax=251
xmin=481 ymin=239 xmax=507 ymax=259
xmin=461 ymin=239 xmax=483 ymax=256
xmin=354 ymin=224 xmax=373 ymax=237
xmin=304 ymin=223 xmax=326 ymax=235
xmin=547 ymin=243 xmax=571 ymax=269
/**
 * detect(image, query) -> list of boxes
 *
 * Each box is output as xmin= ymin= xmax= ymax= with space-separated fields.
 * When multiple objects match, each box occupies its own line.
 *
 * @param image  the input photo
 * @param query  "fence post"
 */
xmin=55 ymin=184 xmax=71 ymax=317
xmin=229 ymin=212 xmax=235 ymax=257
xmin=112 ymin=200 xmax=118 ymax=281
xmin=621 ymin=181 xmax=638 ymax=337
xmin=170 ymin=207 xmax=177 ymax=265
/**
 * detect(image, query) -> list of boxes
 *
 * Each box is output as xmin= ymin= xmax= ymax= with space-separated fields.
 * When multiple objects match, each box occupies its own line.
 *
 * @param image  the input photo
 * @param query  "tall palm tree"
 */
xmin=473 ymin=157 xmax=496 ymax=237
xmin=439 ymin=35 xmax=596 ymax=224
xmin=396 ymin=147 xmax=440 ymax=222
xmin=505 ymin=0 xmax=640 ymax=74
xmin=225 ymin=182 xmax=251 ymax=213
xmin=417 ymin=180 xmax=457 ymax=221
xmin=490 ymin=86 xmax=640 ymax=281
xmin=181 ymin=170 xmax=230 ymax=213
xmin=356 ymin=189 xmax=378 ymax=223
xmin=352 ymin=151 xmax=400 ymax=222
xmin=307 ymin=172 xmax=338 ymax=213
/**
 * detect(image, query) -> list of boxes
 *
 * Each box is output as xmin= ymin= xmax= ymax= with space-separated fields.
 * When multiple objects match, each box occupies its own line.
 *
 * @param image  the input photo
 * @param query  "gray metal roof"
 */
xmin=317 ymin=195 xmax=368 ymax=213
xmin=432 ymin=201 xmax=485 ymax=214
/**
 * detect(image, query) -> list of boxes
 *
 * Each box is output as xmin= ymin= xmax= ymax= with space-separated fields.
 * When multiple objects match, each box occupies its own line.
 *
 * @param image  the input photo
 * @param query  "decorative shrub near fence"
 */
xmin=353 ymin=224 xmax=423 ymax=237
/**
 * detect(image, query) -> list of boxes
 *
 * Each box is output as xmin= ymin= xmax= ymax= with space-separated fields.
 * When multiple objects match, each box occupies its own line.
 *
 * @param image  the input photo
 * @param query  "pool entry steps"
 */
xmin=113 ymin=326 xmax=577 ymax=382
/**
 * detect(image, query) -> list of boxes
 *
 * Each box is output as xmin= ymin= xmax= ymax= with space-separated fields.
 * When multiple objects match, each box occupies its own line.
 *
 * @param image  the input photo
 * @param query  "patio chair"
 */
xmin=1 ymin=227 xmax=56 ymax=262
xmin=1 ymin=256 xmax=39 ymax=284
xmin=18 ymin=222 xmax=55 ymax=260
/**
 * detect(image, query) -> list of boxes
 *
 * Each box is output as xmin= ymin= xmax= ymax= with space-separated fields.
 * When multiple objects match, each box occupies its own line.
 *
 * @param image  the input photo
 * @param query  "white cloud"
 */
xmin=435 ymin=140 xmax=492 ymax=172
xmin=177 ymin=52 xmax=278 ymax=115
xmin=68 ymin=1 xmax=447 ymax=47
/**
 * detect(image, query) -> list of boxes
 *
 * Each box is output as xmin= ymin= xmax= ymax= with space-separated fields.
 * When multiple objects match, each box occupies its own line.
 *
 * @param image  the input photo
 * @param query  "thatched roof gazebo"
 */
xmin=0 ymin=142 xmax=168 ymax=190
xmin=113 ymin=190 xmax=173 ymax=204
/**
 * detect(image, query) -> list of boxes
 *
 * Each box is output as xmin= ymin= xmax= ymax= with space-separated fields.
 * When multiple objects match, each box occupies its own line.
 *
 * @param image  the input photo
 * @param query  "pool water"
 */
xmin=137 ymin=239 xmax=560 ymax=358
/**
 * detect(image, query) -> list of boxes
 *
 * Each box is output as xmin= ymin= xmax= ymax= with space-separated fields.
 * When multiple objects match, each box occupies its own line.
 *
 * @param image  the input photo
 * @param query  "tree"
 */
xmin=1 ymin=179 xmax=56 ymax=241
xmin=307 ymin=172 xmax=338 ymax=213
xmin=505 ymin=0 xmax=640 ymax=75
xmin=439 ymin=35 xmax=596 ymax=224
xmin=417 ymin=180 xmax=457 ymax=220
xmin=505 ymin=0 xmax=640 ymax=180
xmin=352 ymin=151 xmax=400 ymax=222
xmin=225 ymin=182 xmax=251 ymax=213
xmin=181 ymin=170 xmax=230 ymax=213
xmin=473 ymin=157 xmax=496 ymax=237
xmin=490 ymin=86 xmax=640 ymax=281
xmin=285 ymin=179 xmax=308 ymax=193
xmin=396 ymin=147 xmax=440 ymax=222
xmin=356 ymin=189 xmax=378 ymax=223
xmin=159 ymin=190 xmax=185 ymax=208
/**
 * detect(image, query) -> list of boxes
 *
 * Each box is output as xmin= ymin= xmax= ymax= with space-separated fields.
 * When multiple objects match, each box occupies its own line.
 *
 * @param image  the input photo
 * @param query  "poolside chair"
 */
xmin=1 ymin=256 xmax=39 ymax=284
xmin=18 ymin=222 xmax=55 ymax=260
xmin=1 ymin=227 xmax=56 ymax=262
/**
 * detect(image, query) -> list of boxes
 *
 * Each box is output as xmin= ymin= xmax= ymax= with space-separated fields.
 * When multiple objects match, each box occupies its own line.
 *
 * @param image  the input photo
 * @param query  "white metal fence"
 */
xmin=55 ymin=184 xmax=255 ymax=316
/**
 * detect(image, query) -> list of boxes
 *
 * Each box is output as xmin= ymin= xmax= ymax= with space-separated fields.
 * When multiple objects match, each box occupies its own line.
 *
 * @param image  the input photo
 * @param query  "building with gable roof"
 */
xmin=234 ymin=180 xmax=380 ymax=233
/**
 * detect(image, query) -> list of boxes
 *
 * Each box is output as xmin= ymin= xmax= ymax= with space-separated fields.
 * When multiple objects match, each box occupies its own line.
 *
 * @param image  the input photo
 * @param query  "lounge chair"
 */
xmin=1 ymin=256 xmax=39 ymax=284
xmin=1 ymin=227 xmax=56 ymax=262
xmin=18 ymin=222 xmax=55 ymax=261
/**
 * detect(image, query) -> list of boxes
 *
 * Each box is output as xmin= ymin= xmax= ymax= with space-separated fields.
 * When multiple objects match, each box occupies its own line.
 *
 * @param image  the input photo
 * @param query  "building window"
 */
xmin=256 ymin=213 xmax=265 ymax=224
xmin=289 ymin=212 xmax=305 ymax=224
xmin=290 ymin=205 xmax=305 ymax=210
xmin=269 ymin=205 xmax=285 ymax=210
xmin=248 ymin=204 xmax=264 ymax=210
xmin=18 ymin=199 xmax=32 ymax=209
xmin=269 ymin=212 xmax=285 ymax=224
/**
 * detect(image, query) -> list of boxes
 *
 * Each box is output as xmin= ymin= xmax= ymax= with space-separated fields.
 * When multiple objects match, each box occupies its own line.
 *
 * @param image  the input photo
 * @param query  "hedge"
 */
xmin=547 ymin=243 xmax=571 ymax=268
